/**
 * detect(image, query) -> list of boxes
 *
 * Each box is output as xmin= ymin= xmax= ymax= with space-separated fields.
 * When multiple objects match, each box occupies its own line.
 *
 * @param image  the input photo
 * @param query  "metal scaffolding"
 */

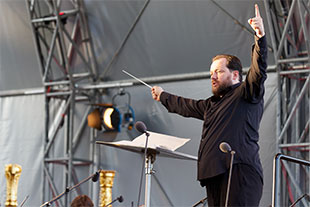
xmin=25 ymin=0 xmax=98 ymax=206
xmin=264 ymin=0 xmax=310 ymax=206
xmin=23 ymin=0 xmax=310 ymax=205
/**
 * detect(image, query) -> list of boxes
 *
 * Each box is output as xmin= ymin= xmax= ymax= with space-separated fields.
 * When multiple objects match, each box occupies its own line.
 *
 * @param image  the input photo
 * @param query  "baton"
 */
xmin=122 ymin=70 xmax=152 ymax=89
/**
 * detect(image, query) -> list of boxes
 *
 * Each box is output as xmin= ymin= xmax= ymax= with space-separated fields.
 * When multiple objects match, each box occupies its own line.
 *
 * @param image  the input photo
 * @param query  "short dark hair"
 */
xmin=212 ymin=54 xmax=243 ymax=82
xmin=71 ymin=195 xmax=94 ymax=207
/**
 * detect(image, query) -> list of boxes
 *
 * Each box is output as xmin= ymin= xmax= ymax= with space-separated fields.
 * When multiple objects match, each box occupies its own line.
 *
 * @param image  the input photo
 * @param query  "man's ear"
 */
xmin=232 ymin=70 xmax=239 ymax=81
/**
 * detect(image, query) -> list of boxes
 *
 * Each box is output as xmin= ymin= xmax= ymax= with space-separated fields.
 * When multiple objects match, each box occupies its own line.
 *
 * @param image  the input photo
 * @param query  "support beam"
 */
xmin=25 ymin=0 xmax=98 ymax=204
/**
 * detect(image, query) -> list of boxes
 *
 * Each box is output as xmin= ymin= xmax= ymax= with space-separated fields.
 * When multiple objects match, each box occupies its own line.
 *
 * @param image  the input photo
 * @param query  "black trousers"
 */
xmin=202 ymin=164 xmax=263 ymax=207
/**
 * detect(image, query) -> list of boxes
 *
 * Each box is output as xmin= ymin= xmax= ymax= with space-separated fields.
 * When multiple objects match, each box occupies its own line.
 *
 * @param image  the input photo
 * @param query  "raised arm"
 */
xmin=244 ymin=4 xmax=268 ymax=102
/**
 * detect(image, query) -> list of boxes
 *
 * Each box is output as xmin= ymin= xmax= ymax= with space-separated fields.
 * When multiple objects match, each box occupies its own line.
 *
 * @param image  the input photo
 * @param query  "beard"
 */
xmin=212 ymin=79 xmax=233 ymax=97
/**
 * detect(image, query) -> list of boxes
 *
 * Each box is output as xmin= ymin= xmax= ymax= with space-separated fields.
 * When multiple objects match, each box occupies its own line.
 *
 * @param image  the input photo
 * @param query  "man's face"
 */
xmin=210 ymin=58 xmax=234 ymax=97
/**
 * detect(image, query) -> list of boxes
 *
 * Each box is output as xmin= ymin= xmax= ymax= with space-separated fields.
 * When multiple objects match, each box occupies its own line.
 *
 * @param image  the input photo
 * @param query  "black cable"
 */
xmin=210 ymin=0 xmax=254 ymax=36
xmin=210 ymin=0 xmax=273 ymax=52
xmin=289 ymin=193 xmax=310 ymax=207
xmin=100 ymin=0 xmax=151 ymax=79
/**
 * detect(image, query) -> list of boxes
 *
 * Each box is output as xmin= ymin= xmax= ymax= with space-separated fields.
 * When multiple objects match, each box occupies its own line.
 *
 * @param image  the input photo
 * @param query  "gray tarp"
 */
xmin=0 ymin=0 xmax=276 ymax=206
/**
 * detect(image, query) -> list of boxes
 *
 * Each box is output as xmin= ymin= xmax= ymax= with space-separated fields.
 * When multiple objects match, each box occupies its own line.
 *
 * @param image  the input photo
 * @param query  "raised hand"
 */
xmin=248 ymin=4 xmax=265 ymax=38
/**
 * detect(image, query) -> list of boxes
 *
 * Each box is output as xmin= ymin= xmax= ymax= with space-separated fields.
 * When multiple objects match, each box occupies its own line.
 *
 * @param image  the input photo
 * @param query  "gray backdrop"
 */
xmin=0 ymin=0 xmax=277 ymax=206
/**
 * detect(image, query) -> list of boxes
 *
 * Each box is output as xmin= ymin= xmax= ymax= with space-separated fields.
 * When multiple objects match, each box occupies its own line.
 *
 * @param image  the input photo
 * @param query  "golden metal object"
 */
xmin=5 ymin=164 xmax=22 ymax=207
xmin=99 ymin=170 xmax=116 ymax=207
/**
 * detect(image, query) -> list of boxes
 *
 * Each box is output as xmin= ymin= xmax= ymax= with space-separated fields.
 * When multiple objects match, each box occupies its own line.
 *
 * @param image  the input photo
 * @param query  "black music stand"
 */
xmin=96 ymin=132 xmax=197 ymax=207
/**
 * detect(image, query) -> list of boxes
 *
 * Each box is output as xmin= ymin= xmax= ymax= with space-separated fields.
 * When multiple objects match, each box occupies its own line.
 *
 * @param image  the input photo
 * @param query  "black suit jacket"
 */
xmin=160 ymin=36 xmax=268 ymax=181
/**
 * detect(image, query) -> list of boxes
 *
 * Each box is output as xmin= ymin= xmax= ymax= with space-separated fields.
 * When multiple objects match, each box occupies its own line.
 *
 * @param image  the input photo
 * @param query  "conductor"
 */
xmin=151 ymin=4 xmax=267 ymax=206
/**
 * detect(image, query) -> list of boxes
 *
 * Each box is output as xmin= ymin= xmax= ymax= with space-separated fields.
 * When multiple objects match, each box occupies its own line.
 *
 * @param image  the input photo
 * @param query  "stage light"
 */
xmin=87 ymin=89 xmax=135 ymax=132
xmin=87 ymin=105 xmax=122 ymax=132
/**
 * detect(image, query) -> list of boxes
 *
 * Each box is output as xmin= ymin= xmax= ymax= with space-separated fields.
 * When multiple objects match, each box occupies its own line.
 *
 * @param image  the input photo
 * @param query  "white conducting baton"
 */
xmin=122 ymin=70 xmax=152 ymax=89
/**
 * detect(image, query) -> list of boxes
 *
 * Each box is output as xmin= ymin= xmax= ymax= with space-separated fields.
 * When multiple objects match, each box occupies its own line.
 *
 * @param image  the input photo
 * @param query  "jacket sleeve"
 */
xmin=244 ymin=35 xmax=268 ymax=103
xmin=160 ymin=91 xmax=207 ymax=120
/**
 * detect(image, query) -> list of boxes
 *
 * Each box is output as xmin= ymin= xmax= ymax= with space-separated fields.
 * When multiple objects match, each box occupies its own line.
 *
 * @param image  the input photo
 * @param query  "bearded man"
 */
xmin=151 ymin=4 xmax=267 ymax=206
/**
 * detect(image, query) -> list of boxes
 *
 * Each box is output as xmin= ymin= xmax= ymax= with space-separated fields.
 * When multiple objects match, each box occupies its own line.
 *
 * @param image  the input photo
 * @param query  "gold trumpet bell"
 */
xmin=100 ymin=170 xmax=116 ymax=207
xmin=5 ymin=164 xmax=22 ymax=207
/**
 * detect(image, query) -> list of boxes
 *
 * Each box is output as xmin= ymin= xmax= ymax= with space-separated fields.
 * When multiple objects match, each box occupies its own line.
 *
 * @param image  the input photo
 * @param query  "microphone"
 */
xmin=219 ymin=142 xmax=235 ymax=207
xmin=118 ymin=195 xmax=124 ymax=203
xmin=135 ymin=121 xmax=149 ymax=136
xmin=92 ymin=171 xmax=99 ymax=182
xmin=135 ymin=121 xmax=147 ymax=133
xmin=104 ymin=195 xmax=124 ymax=207
xmin=219 ymin=142 xmax=232 ymax=153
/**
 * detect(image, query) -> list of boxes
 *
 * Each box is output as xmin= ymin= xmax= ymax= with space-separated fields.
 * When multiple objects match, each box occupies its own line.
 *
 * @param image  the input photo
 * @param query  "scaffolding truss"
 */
xmin=25 ymin=0 xmax=98 ymax=206
xmin=23 ymin=0 xmax=310 ymax=205
xmin=264 ymin=0 xmax=310 ymax=206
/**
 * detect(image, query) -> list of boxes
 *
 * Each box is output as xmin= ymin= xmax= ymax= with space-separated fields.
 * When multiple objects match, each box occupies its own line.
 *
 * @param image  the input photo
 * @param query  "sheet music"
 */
xmin=111 ymin=131 xmax=190 ymax=151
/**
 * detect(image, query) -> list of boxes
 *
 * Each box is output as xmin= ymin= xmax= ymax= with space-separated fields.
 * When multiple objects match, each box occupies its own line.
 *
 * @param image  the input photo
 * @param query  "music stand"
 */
xmin=96 ymin=132 xmax=197 ymax=207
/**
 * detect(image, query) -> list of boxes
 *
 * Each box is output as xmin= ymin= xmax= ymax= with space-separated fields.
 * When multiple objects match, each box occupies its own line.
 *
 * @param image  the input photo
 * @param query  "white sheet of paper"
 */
xmin=112 ymin=131 xmax=190 ymax=151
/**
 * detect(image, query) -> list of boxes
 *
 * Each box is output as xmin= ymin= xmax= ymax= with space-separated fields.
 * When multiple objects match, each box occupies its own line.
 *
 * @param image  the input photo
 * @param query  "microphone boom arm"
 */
xmin=104 ymin=195 xmax=124 ymax=207
xmin=40 ymin=170 xmax=101 ymax=207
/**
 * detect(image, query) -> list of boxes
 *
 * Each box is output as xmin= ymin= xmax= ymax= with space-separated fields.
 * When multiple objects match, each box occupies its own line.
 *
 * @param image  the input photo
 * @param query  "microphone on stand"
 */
xmin=92 ymin=171 xmax=99 ymax=182
xmin=219 ymin=142 xmax=232 ymax=153
xmin=40 ymin=170 xmax=101 ymax=207
xmin=135 ymin=121 xmax=150 ymax=136
xmin=134 ymin=121 xmax=151 ymax=207
xmin=219 ymin=142 xmax=235 ymax=207
xmin=104 ymin=195 xmax=124 ymax=207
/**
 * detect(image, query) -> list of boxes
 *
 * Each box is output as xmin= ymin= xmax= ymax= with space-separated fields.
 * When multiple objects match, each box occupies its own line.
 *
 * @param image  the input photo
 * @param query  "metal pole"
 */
xmin=272 ymin=153 xmax=310 ymax=207
xmin=144 ymin=155 xmax=153 ymax=207
xmin=276 ymin=0 xmax=297 ymax=59
xmin=67 ymin=91 xmax=75 ymax=206
xmin=278 ymin=74 xmax=310 ymax=142
xmin=272 ymin=154 xmax=281 ymax=207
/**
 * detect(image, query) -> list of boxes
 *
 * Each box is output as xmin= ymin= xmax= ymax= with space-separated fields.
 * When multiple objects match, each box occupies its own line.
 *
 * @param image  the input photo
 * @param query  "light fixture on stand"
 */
xmin=111 ymin=89 xmax=135 ymax=131
xmin=87 ymin=89 xmax=135 ymax=132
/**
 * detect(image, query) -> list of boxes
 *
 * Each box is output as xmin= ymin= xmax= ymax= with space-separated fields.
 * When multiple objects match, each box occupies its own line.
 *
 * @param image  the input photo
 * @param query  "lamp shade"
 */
xmin=87 ymin=108 xmax=102 ymax=130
